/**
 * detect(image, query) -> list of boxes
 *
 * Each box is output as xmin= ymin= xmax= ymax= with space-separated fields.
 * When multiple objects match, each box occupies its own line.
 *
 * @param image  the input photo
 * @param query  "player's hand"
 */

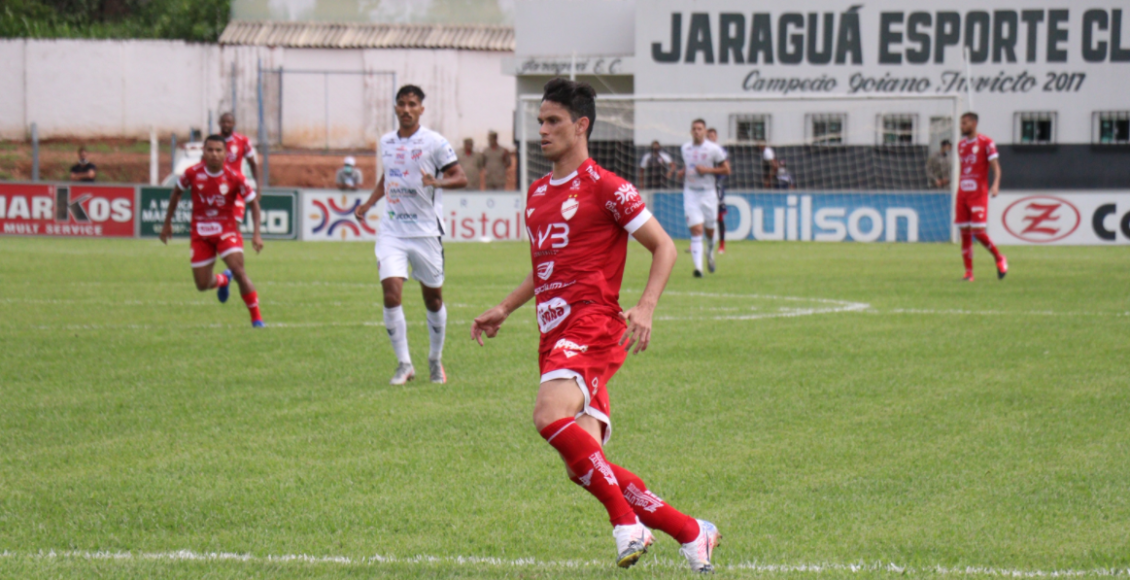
xmin=990 ymin=185 xmax=1000 ymax=198
xmin=421 ymin=169 xmax=438 ymax=188
xmin=471 ymin=305 xmax=509 ymax=346
xmin=252 ymin=234 xmax=264 ymax=254
xmin=354 ymin=202 xmax=372 ymax=221
xmin=619 ymin=304 xmax=654 ymax=354
xmin=696 ymin=165 xmax=711 ymax=175
xmin=159 ymin=223 xmax=172 ymax=245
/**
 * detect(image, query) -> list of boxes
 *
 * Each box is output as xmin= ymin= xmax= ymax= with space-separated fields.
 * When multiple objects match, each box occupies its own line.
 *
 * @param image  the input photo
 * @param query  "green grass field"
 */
xmin=1 ymin=237 xmax=1127 ymax=579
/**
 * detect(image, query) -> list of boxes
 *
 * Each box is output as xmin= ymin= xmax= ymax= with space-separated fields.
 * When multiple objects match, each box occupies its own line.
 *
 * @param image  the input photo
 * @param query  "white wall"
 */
xmin=0 ymin=39 xmax=515 ymax=148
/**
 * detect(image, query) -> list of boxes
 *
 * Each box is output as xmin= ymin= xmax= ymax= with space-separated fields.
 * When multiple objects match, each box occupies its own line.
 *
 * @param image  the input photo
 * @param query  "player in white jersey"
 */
xmin=356 ymin=85 xmax=467 ymax=385
xmin=678 ymin=119 xmax=730 ymax=277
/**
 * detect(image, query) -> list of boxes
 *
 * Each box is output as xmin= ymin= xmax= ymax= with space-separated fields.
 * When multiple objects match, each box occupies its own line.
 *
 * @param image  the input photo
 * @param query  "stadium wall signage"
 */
xmin=0 ymin=183 xmax=135 ymax=238
xmin=138 ymin=187 xmax=298 ymax=240
xmin=300 ymin=190 xmax=526 ymax=242
xmin=988 ymin=191 xmax=1130 ymax=245
xmin=637 ymin=2 xmax=1129 ymax=98
xmin=651 ymin=192 xmax=952 ymax=242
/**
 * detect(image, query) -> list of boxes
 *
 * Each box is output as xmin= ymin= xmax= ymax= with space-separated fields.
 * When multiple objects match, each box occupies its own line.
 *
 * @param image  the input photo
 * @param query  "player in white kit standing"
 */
xmin=356 ymin=85 xmax=468 ymax=384
xmin=679 ymin=120 xmax=731 ymax=278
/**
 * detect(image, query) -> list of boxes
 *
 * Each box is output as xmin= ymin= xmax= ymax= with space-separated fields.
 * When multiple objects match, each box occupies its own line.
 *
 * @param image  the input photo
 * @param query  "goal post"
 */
xmin=517 ymin=93 xmax=962 ymax=243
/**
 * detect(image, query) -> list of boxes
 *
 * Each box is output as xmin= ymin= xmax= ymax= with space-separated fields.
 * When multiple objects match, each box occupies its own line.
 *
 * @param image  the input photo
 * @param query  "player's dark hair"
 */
xmin=692 ymin=119 xmax=706 ymax=128
xmin=396 ymin=85 xmax=426 ymax=103
xmin=962 ymin=112 xmax=979 ymax=122
xmin=204 ymin=134 xmax=226 ymax=146
xmin=941 ymin=139 xmax=952 ymax=147
xmin=220 ymin=112 xmax=234 ymax=120
xmin=542 ymin=78 xmax=597 ymax=139
xmin=707 ymin=127 xmax=717 ymax=133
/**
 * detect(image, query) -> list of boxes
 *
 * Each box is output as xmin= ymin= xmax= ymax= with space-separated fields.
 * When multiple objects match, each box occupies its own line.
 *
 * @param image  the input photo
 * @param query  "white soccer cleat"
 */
xmin=612 ymin=520 xmax=654 ymax=569
xmin=679 ymin=519 xmax=721 ymax=573
xmin=389 ymin=362 xmax=415 ymax=385
xmin=428 ymin=359 xmax=446 ymax=384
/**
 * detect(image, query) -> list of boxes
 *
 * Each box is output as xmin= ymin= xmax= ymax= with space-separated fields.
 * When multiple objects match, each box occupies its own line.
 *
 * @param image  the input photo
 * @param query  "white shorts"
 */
xmin=374 ymin=235 xmax=445 ymax=288
xmin=683 ymin=188 xmax=718 ymax=228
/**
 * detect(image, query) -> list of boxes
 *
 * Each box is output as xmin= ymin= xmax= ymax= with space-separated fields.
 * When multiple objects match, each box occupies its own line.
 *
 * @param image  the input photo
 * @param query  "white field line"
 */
xmin=0 ymin=550 xmax=1126 ymax=577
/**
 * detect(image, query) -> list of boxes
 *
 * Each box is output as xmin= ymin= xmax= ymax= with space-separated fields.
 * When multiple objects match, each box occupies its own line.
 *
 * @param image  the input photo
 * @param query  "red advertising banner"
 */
xmin=0 ymin=183 xmax=135 ymax=238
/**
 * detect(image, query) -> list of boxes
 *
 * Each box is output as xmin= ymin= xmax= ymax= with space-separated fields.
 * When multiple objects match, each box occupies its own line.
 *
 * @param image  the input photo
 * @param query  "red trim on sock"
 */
xmin=609 ymin=464 xmax=700 ymax=543
xmin=540 ymin=419 xmax=636 ymax=526
xmin=215 ymin=273 xmax=229 ymax=288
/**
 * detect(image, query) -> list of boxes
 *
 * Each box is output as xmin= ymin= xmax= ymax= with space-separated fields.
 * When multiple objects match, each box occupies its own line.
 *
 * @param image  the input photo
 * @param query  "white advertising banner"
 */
xmin=987 ymin=191 xmax=1130 ymax=245
xmin=300 ymin=189 xmax=525 ymax=242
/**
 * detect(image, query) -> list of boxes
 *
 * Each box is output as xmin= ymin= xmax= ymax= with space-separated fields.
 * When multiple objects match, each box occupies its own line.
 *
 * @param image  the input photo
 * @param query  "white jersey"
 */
xmin=680 ymin=140 xmax=727 ymax=193
xmin=378 ymin=126 xmax=459 ymax=238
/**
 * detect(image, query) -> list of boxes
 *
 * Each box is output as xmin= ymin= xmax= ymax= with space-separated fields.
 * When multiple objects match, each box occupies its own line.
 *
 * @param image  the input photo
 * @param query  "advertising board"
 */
xmin=988 ymin=191 xmax=1130 ymax=245
xmin=0 ymin=183 xmax=135 ymax=237
xmin=138 ymin=187 xmax=298 ymax=240
xmin=301 ymin=190 xmax=526 ymax=242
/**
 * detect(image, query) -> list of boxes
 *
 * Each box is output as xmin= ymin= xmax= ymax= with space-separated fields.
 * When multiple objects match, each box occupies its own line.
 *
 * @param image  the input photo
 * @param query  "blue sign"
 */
xmin=652 ymin=192 xmax=952 ymax=242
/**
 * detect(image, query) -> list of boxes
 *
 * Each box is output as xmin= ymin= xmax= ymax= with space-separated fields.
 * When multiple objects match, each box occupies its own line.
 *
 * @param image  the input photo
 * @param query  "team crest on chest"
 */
xmin=561 ymin=196 xmax=579 ymax=221
xmin=219 ymin=183 xmax=229 ymax=194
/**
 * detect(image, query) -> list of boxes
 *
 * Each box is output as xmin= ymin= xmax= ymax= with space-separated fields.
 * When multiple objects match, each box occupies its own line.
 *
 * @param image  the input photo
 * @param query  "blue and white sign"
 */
xmin=652 ymin=192 xmax=952 ymax=242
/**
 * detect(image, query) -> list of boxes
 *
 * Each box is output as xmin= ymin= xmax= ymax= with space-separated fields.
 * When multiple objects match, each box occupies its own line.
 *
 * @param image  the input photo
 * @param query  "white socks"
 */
xmin=383 ymin=306 xmax=411 ymax=364
xmin=426 ymin=304 xmax=447 ymax=361
xmin=690 ymin=235 xmax=704 ymax=272
xmin=706 ymin=231 xmax=715 ymax=254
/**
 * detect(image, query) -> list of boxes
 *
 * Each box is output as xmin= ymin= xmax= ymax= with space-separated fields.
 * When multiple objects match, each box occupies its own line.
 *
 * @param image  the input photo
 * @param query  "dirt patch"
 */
xmin=0 ymin=139 xmax=517 ymax=190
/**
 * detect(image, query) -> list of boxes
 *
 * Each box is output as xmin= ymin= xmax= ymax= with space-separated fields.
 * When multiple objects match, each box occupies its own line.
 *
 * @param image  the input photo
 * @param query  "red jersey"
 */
xmin=176 ymin=163 xmax=256 ymax=240
xmin=957 ymin=133 xmax=999 ymax=195
xmin=525 ymin=159 xmax=653 ymax=346
xmin=223 ymin=132 xmax=256 ymax=177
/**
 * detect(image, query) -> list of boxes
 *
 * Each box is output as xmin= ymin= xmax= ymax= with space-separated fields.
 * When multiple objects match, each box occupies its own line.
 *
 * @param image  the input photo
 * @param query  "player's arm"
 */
xmin=355 ymin=175 xmax=385 ymax=220
xmin=247 ymin=156 xmax=260 ymax=188
xmin=620 ymin=218 xmax=677 ymax=354
xmin=696 ymin=159 xmax=731 ymax=176
xmin=989 ymin=158 xmax=1002 ymax=197
xmin=159 ymin=186 xmax=183 ymax=245
xmin=421 ymin=162 xmax=468 ymax=190
xmin=471 ymin=271 xmax=535 ymax=346
xmin=249 ymin=193 xmax=263 ymax=253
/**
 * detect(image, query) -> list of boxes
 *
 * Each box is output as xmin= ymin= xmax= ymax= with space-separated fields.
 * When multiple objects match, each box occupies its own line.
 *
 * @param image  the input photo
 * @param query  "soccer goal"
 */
xmin=517 ymin=93 xmax=962 ymax=243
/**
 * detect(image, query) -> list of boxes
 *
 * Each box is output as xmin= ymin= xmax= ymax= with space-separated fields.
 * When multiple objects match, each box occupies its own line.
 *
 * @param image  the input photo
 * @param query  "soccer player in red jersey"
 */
xmin=955 ymin=112 xmax=1008 ymax=281
xmin=160 ymin=135 xmax=266 ymax=327
xmin=218 ymin=112 xmax=260 ymax=223
xmin=471 ymin=79 xmax=720 ymax=572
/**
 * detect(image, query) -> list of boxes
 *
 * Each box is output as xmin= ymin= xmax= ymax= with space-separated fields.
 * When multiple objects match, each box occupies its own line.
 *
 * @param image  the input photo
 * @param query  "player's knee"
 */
xmin=194 ymin=280 xmax=211 ymax=291
xmin=425 ymin=297 xmax=443 ymax=312
xmin=382 ymin=293 xmax=402 ymax=308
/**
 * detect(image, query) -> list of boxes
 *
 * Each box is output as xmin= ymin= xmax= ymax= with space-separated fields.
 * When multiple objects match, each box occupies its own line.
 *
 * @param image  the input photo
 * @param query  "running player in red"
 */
xmin=218 ymin=112 xmax=260 ymax=223
xmin=955 ymin=112 xmax=1007 ymax=281
xmin=471 ymin=79 xmax=720 ymax=572
xmin=160 ymin=135 xmax=266 ymax=327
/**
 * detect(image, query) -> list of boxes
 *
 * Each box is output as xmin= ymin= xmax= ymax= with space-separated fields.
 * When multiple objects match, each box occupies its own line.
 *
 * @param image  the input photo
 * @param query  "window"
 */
xmin=730 ymin=114 xmax=769 ymax=143
xmin=929 ymin=116 xmax=955 ymax=152
xmin=879 ymin=114 xmax=917 ymax=145
xmin=1014 ymin=112 xmax=1057 ymax=145
xmin=807 ymin=113 xmax=846 ymax=145
xmin=1093 ymin=111 xmax=1130 ymax=144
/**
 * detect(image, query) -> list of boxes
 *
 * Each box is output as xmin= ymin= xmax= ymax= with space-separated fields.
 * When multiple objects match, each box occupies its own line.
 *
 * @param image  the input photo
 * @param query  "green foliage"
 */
xmin=0 ymin=0 xmax=232 ymax=42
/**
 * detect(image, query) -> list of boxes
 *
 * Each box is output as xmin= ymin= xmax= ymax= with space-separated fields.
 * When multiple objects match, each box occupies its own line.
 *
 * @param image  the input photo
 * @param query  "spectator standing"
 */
xmin=638 ymin=140 xmax=675 ymax=189
xmin=927 ymin=140 xmax=953 ymax=189
xmin=70 ymin=147 xmax=97 ymax=182
xmin=456 ymin=138 xmax=483 ymax=190
xmin=705 ymin=128 xmax=728 ymax=253
xmin=760 ymin=144 xmax=777 ymax=189
xmin=335 ymin=156 xmax=363 ymax=190
xmin=775 ymin=160 xmax=796 ymax=189
xmin=481 ymin=130 xmax=510 ymax=190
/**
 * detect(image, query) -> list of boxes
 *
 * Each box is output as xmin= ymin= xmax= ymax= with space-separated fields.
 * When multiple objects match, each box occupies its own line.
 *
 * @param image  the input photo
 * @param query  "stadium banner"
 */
xmin=0 ymin=182 xmax=135 ymax=238
xmin=988 ymin=191 xmax=1130 ymax=246
xmin=138 ymin=187 xmax=298 ymax=240
xmin=300 ymin=189 xmax=525 ymax=242
xmin=652 ymin=192 xmax=952 ymax=242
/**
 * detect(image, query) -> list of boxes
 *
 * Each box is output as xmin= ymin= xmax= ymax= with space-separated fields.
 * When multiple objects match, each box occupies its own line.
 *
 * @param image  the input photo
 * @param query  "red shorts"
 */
xmin=190 ymin=228 xmax=243 ymax=268
xmin=539 ymin=311 xmax=627 ymax=445
xmin=955 ymin=189 xmax=989 ymax=228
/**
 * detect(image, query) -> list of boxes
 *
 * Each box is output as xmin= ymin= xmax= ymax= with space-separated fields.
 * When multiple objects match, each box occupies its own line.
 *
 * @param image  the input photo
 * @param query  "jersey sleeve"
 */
xmin=244 ymin=139 xmax=257 ymax=160
xmin=238 ymin=173 xmax=257 ymax=203
xmin=985 ymin=137 xmax=999 ymax=161
xmin=432 ymin=138 xmax=459 ymax=174
xmin=599 ymin=172 xmax=653 ymax=235
xmin=713 ymin=144 xmax=728 ymax=163
xmin=763 ymin=147 xmax=775 ymax=161
xmin=175 ymin=169 xmax=191 ymax=191
xmin=639 ymin=153 xmax=650 ymax=169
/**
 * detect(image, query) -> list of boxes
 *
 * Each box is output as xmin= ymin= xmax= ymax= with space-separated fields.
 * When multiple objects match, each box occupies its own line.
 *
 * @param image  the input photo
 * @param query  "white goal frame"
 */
xmin=517 ymin=93 xmax=964 ymax=242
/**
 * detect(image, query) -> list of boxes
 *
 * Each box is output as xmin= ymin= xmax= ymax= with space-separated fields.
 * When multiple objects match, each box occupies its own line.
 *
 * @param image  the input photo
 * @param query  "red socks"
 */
xmin=540 ymin=418 xmax=637 ymax=526
xmin=241 ymin=291 xmax=263 ymax=323
xmin=610 ymin=464 xmax=700 ymax=544
xmin=960 ymin=229 xmax=973 ymax=274
xmin=974 ymin=230 xmax=1003 ymax=261
xmin=215 ymin=272 xmax=229 ymax=288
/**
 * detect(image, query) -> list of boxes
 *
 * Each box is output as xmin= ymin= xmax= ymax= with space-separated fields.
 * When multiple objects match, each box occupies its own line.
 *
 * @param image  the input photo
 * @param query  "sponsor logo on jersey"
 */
xmin=536 ymin=261 xmax=554 ymax=280
xmin=206 ymin=209 xmax=218 ymax=217
xmin=196 ymin=221 xmax=222 ymax=236
xmin=1002 ymin=195 xmax=1082 ymax=243
xmin=536 ymin=297 xmax=571 ymax=333
xmin=553 ymin=339 xmax=588 ymax=353
xmin=605 ymin=201 xmax=621 ymax=220
xmin=195 ymin=173 xmax=207 ymax=181
xmin=526 ymin=207 xmax=535 ymax=217
xmin=561 ymin=197 xmax=579 ymax=221
xmin=614 ymin=183 xmax=640 ymax=205
xmin=533 ymin=184 xmax=548 ymax=197
xmin=534 ymin=223 xmax=570 ymax=248
xmin=388 ymin=211 xmax=419 ymax=222
xmin=585 ymin=165 xmax=601 ymax=181
xmin=388 ymin=168 xmax=403 ymax=178
xmin=570 ymin=178 xmax=581 ymax=190
xmin=534 ymin=280 xmax=574 ymax=295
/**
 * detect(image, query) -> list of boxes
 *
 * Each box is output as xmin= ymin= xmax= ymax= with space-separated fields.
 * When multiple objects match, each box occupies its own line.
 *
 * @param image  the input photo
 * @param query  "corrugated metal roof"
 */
xmin=219 ymin=21 xmax=514 ymax=51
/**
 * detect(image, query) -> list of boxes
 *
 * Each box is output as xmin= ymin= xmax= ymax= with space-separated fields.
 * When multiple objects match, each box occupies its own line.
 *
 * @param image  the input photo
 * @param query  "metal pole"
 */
xmin=518 ymin=98 xmax=528 ymax=198
xmin=30 ymin=122 xmax=39 ymax=182
xmin=231 ymin=62 xmax=237 ymax=117
xmin=208 ymin=110 xmax=213 ymax=136
xmin=324 ymin=71 xmax=330 ymax=151
xmin=277 ymin=67 xmax=283 ymax=145
xmin=963 ymin=46 xmax=974 ymax=112
xmin=257 ymin=58 xmax=269 ymax=187
xmin=170 ymin=133 xmax=177 ymax=177
xmin=951 ymin=96 xmax=962 ymax=243
xmin=149 ymin=126 xmax=158 ymax=185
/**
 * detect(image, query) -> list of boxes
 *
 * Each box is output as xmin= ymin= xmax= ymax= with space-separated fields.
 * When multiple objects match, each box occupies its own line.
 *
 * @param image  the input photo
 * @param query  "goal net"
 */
xmin=517 ymin=94 xmax=961 ymax=243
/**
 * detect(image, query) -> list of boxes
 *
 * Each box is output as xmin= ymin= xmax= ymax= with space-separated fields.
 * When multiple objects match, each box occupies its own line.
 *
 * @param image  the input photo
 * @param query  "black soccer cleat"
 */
xmin=693 ymin=269 xmax=703 ymax=278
